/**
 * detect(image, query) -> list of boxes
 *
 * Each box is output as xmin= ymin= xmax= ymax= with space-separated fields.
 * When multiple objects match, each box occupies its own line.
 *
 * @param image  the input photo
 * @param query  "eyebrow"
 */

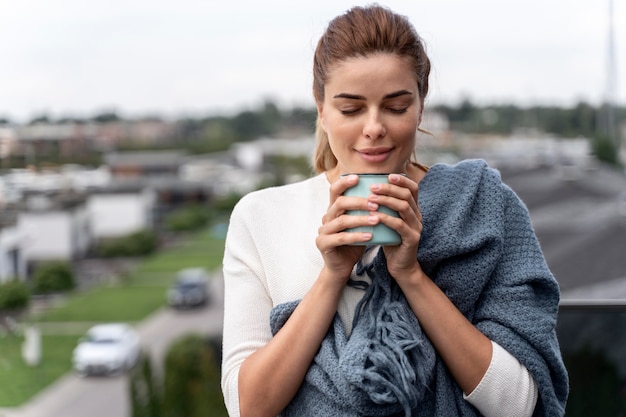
xmin=333 ymin=90 xmax=413 ymax=100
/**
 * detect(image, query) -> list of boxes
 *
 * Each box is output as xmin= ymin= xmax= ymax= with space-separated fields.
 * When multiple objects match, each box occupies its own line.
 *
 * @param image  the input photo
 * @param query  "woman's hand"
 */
xmin=315 ymin=174 xmax=374 ymax=282
xmin=369 ymin=173 xmax=424 ymax=282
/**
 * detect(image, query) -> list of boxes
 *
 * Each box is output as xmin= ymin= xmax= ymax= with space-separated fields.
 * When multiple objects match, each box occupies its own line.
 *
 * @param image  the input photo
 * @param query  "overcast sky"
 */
xmin=0 ymin=0 xmax=624 ymax=123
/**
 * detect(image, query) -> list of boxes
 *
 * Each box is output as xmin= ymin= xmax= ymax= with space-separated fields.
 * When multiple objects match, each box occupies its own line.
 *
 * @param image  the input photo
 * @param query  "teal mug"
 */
xmin=342 ymin=173 xmax=402 ymax=246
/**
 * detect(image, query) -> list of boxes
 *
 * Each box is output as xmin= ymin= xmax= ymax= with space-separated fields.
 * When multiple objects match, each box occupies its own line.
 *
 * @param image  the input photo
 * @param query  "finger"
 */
xmin=316 ymin=230 xmax=374 ymax=249
xmin=388 ymin=173 xmax=418 ymax=202
xmin=329 ymin=174 xmax=359 ymax=202
xmin=370 ymin=178 xmax=418 ymax=209
xmin=321 ymin=213 xmax=380 ymax=235
xmin=368 ymin=192 xmax=418 ymax=220
xmin=375 ymin=210 xmax=422 ymax=238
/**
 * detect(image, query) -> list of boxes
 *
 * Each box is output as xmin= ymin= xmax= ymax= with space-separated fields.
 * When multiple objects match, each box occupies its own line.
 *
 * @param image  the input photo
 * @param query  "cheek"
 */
xmin=325 ymin=115 xmax=355 ymax=141
xmin=390 ymin=120 xmax=418 ymax=141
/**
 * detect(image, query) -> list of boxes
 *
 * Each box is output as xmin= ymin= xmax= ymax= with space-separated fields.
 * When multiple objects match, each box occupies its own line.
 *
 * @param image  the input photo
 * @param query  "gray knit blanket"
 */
xmin=270 ymin=160 xmax=569 ymax=417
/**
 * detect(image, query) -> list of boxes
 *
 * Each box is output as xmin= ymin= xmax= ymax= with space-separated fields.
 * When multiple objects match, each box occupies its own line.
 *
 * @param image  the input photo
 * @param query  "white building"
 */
xmin=17 ymin=193 xmax=91 ymax=263
xmin=86 ymin=185 xmax=156 ymax=240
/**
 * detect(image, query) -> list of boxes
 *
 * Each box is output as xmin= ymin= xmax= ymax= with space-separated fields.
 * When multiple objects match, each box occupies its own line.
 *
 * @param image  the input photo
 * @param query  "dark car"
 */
xmin=167 ymin=268 xmax=210 ymax=309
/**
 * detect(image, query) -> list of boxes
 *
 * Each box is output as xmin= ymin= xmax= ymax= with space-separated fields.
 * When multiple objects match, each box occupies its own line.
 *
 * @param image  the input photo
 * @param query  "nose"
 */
xmin=363 ymin=110 xmax=386 ymax=140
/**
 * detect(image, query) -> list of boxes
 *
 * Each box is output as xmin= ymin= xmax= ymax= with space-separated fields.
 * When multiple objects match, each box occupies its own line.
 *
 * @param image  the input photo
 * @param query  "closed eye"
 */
xmin=387 ymin=107 xmax=408 ymax=114
xmin=339 ymin=108 xmax=361 ymax=115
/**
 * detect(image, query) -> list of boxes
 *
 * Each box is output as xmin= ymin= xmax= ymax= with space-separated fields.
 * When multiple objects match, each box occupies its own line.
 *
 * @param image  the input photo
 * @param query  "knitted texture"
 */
xmin=269 ymin=159 xmax=568 ymax=417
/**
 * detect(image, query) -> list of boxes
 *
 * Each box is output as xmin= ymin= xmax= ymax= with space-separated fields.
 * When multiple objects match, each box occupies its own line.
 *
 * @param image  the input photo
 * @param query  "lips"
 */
xmin=357 ymin=147 xmax=393 ymax=162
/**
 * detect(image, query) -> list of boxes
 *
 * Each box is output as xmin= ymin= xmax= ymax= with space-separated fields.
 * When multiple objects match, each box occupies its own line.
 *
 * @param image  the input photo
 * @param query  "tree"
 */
xmin=592 ymin=134 xmax=621 ymax=167
xmin=92 ymin=111 xmax=123 ymax=123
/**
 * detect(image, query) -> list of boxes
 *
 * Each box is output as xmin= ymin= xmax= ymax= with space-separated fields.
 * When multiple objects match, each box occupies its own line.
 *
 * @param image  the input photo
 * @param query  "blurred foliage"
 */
xmin=212 ymin=192 xmax=243 ymax=215
xmin=130 ymin=354 xmax=163 ymax=417
xmin=432 ymin=100 xmax=625 ymax=138
xmin=592 ymin=134 xmax=622 ymax=166
xmin=96 ymin=230 xmax=158 ymax=258
xmin=0 ymin=279 xmax=30 ymax=311
xmin=165 ymin=204 xmax=210 ymax=232
xmin=161 ymin=334 xmax=227 ymax=417
xmin=129 ymin=335 xmax=226 ymax=417
xmin=32 ymin=261 xmax=75 ymax=295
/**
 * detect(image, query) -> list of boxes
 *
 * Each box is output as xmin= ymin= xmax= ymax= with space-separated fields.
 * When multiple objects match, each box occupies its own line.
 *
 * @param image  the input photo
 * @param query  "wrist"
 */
xmin=318 ymin=266 xmax=351 ymax=291
xmin=394 ymin=265 xmax=429 ymax=292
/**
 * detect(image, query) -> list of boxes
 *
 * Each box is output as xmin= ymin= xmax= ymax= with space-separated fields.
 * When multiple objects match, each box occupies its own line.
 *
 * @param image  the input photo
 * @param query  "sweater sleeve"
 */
xmin=464 ymin=341 xmax=538 ymax=417
xmin=220 ymin=195 xmax=274 ymax=417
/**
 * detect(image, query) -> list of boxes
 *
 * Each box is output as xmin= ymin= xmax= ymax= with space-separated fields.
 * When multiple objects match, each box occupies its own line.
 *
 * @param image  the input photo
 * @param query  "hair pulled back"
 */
xmin=312 ymin=5 xmax=431 ymax=173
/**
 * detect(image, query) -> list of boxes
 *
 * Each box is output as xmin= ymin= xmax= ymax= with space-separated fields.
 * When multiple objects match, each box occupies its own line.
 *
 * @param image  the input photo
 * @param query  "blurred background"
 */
xmin=1 ymin=1 xmax=625 ymax=416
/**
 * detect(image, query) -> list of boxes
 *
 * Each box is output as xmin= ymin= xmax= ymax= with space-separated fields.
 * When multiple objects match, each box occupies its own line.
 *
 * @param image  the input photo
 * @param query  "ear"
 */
xmin=316 ymin=103 xmax=326 ymax=131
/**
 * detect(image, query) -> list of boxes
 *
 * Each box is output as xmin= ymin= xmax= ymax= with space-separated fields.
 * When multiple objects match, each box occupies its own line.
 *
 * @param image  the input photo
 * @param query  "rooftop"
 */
xmin=501 ymin=163 xmax=626 ymax=294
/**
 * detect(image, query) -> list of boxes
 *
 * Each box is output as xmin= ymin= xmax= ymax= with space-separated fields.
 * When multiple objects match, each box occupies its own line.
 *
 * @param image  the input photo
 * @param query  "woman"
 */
xmin=221 ymin=5 xmax=568 ymax=417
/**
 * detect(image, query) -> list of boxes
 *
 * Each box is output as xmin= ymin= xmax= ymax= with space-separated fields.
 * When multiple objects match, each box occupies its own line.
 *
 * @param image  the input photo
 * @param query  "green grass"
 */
xmin=35 ymin=285 xmax=169 ymax=323
xmin=0 ymin=228 xmax=226 ymax=407
xmin=138 ymin=231 xmax=225 ymax=273
xmin=0 ymin=334 xmax=78 ymax=407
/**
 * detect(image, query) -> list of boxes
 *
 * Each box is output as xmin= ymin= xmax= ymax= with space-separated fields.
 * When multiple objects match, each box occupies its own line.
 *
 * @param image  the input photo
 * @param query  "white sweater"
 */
xmin=221 ymin=173 xmax=538 ymax=417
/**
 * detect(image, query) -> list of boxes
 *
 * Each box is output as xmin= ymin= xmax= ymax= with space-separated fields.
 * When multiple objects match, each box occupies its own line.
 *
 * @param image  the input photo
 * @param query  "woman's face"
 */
xmin=318 ymin=53 xmax=422 ymax=179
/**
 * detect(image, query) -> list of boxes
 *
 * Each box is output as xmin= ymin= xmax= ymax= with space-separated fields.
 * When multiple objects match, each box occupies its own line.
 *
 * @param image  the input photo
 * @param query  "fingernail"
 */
xmin=368 ymin=216 xmax=378 ymax=224
xmin=367 ymin=202 xmax=378 ymax=210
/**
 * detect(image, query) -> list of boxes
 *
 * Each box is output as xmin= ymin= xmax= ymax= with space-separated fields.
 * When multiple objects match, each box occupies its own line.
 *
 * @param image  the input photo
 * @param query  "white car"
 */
xmin=72 ymin=323 xmax=141 ymax=376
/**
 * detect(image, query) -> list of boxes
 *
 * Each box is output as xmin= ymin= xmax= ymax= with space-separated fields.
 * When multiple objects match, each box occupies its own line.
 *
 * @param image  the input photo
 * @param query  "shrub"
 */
xmin=165 ymin=204 xmax=210 ymax=232
xmin=162 ymin=334 xmax=227 ymax=417
xmin=0 ymin=279 xmax=30 ymax=311
xmin=97 ymin=230 xmax=158 ymax=258
xmin=32 ymin=261 xmax=75 ymax=294
xmin=130 ymin=354 xmax=163 ymax=417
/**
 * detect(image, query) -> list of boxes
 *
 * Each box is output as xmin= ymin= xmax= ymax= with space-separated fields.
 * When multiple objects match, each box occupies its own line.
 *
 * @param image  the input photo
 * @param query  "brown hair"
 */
xmin=312 ymin=5 xmax=431 ymax=173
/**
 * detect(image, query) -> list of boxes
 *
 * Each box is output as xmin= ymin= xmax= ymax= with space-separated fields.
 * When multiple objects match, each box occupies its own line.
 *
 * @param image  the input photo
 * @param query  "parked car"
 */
xmin=167 ymin=267 xmax=210 ymax=309
xmin=72 ymin=323 xmax=141 ymax=376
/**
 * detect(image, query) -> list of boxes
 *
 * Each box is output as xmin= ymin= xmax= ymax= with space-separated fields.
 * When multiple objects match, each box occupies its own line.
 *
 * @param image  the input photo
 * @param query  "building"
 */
xmin=17 ymin=191 xmax=91 ymax=265
xmin=0 ymin=206 xmax=27 ymax=283
xmin=87 ymin=184 xmax=156 ymax=240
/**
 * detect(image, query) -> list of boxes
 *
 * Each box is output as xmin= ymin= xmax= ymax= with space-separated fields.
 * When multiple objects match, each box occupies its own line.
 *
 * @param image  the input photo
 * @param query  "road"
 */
xmin=0 ymin=274 xmax=224 ymax=417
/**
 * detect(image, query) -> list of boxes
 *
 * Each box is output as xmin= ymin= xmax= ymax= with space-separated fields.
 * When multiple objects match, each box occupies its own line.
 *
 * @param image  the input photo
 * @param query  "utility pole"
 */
xmin=604 ymin=0 xmax=619 ymax=150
